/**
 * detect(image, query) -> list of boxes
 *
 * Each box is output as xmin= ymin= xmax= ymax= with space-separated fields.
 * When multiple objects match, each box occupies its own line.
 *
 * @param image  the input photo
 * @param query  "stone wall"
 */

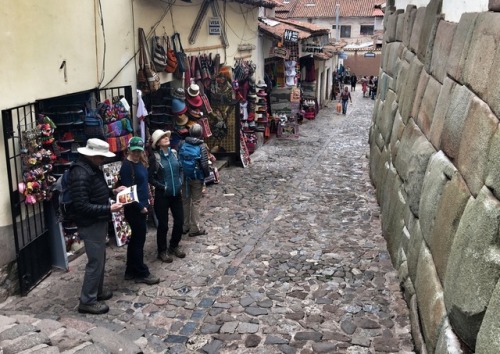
xmin=369 ymin=1 xmax=500 ymax=353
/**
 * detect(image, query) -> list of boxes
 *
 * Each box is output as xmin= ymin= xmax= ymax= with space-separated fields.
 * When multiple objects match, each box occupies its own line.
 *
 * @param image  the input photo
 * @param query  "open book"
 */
xmin=116 ymin=185 xmax=138 ymax=204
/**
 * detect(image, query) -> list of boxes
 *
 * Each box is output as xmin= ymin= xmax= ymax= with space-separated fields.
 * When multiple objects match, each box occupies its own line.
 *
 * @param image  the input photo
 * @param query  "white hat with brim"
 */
xmin=151 ymin=129 xmax=172 ymax=149
xmin=77 ymin=138 xmax=115 ymax=157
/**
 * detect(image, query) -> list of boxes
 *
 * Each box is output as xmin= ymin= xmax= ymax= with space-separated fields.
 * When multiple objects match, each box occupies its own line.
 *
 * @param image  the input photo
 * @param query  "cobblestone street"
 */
xmin=0 ymin=89 xmax=415 ymax=353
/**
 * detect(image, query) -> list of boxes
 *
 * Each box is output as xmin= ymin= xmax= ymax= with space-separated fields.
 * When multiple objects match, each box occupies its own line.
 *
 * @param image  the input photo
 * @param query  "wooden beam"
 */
xmin=184 ymin=44 xmax=225 ymax=53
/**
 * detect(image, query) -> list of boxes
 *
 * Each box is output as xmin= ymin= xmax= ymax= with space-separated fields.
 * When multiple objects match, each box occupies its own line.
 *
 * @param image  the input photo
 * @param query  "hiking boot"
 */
xmin=97 ymin=290 xmax=113 ymax=301
xmin=168 ymin=246 xmax=186 ymax=258
xmin=135 ymin=274 xmax=160 ymax=285
xmin=158 ymin=251 xmax=173 ymax=263
xmin=189 ymin=229 xmax=207 ymax=237
xmin=78 ymin=302 xmax=109 ymax=315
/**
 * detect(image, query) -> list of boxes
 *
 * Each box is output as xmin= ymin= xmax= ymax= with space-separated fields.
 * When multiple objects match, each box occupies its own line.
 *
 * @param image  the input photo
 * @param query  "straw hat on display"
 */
xmin=151 ymin=130 xmax=172 ymax=149
xmin=175 ymin=114 xmax=189 ymax=126
xmin=186 ymin=83 xmax=203 ymax=108
xmin=77 ymin=138 xmax=115 ymax=157
xmin=187 ymin=108 xmax=203 ymax=119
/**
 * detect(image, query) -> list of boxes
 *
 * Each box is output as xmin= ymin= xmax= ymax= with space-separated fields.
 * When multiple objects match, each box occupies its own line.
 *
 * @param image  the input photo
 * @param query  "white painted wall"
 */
xmin=394 ymin=0 xmax=489 ymax=23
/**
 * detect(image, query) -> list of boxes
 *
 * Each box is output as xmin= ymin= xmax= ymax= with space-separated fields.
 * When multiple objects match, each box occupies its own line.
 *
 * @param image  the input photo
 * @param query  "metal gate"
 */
xmin=2 ymin=104 xmax=52 ymax=295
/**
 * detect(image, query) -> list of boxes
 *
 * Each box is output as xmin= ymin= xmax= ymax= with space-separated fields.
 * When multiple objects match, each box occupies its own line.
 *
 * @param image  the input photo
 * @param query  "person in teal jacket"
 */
xmin=148 ymin=129 xmax=185 ymax=263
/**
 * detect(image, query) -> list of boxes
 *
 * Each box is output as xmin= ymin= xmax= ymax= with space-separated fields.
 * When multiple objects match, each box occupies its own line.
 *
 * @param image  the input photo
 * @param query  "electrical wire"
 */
xmin=99 ymin=0 xmax=175 ymax=89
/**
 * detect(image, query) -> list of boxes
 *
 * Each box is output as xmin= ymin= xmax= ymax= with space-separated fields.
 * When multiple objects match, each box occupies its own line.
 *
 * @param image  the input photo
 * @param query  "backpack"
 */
xmin=54 ymin=161 xmax=93 ymax=221
xmin=178 ymin=143 xmax=202 ymax=180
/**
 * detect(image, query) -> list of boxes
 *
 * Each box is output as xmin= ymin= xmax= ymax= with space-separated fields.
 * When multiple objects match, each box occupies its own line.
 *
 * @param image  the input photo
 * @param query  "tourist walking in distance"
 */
xmin=69 ymin=139 xmax=124 ymax=315
xmin=120 ymin=137 xmax=160 ymax=285
xmin=148 ymin=130 xmax=186 ymax=263
xmin=339 ymin=86 xmax=353 ymax=115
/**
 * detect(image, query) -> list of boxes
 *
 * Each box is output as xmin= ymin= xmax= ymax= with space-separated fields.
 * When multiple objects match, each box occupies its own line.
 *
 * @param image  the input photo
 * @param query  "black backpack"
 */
xmin=55 ymin=162 xmax=93 ymax=221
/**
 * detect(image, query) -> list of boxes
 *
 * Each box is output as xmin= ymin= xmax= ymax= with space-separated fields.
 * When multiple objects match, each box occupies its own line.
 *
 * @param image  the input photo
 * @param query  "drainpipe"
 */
xmin=335 ymin=3 xmax=340 ymax=42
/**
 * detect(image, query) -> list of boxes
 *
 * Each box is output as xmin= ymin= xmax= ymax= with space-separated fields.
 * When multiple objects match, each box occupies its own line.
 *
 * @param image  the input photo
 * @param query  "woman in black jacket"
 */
xmin=69 ymin=139 xmax=124 ymax=315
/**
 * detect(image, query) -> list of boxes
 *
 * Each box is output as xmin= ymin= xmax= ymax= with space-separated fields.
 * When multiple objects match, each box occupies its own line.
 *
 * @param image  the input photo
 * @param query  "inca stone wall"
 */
xmin=369 ymin=0 xmax=500 ymax=353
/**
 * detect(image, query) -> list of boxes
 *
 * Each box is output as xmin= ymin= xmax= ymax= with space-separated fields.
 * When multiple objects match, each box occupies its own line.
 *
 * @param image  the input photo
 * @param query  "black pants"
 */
xmin=154 ymin=194 xmax=184 ymax=253
xmin=124 ymin=205 xmax=150 ymax=278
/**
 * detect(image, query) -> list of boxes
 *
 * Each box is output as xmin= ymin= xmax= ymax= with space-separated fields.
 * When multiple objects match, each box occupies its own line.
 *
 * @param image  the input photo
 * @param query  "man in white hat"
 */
xmin=70 ymin=138 xmax=125 ymax=314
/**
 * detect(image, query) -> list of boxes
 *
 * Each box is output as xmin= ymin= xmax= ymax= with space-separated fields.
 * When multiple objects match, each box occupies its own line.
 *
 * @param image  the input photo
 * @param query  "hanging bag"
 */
xmin=152 ymin=35 xmax=168 ymax=72
xmin=164 ymin=35 xmax=178 ymax=73
xmin=172 ymin=32 xmax=188 ymax=73
xmin=137 ymin=28 xmax=160 ymax=94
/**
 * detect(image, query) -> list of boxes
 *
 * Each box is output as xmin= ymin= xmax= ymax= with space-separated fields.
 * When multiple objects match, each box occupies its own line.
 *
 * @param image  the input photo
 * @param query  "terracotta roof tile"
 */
xmin=283 ymin=0 xmax=383 ymax=19
xmin=232 ymin=0 xmax=278 ymax=9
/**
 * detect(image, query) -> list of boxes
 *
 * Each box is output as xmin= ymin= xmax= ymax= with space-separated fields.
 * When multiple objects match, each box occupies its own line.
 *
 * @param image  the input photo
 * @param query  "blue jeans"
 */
xmin=342 ymin=99 xmax=349 ymax=114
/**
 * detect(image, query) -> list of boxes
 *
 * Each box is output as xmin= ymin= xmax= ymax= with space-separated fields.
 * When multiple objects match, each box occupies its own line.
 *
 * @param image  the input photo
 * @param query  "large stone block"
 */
xmin=429 ymin=20 xmax=456 ymax=84
xmin=410 ymin=70 xmax=429 ymax=121
xmin=389 ymin=110 xmax=405 ymax=163
xmin=379 ymin=90 xmax=398 ymax=144
xmin=416 ymin=76 xmax=441 ymax=139
xmin=463 ymin=13 xmax=500 ymax=107
xmin=395 ymin=120 xmax=436 ymax=216
xmin=419 ymin=151 xmax=455 ymax=245
xmin=429 ymin=171 xmax=470 ymax=283
xmin=378 ymin=159 xmax=399 ymax=214
xmin=434 ymin=318 xmax=465 ymax=354
xmin=457 ymin=96 xmax=498 ymax=197
xmin=476 ymin=279 xmax=500 ymax=354
xmin=396 ymin=12 xmax=405 ymax=42
xmin=395 ymin=59 xmax=410 ymax=99
xmin=380 ymin=169 xmax=406 ymax=264
xmin=400 ymin=58 xmax=424 ymax=123
xmin=429 ymin=77 xmax=456 ymax=149
xmin=440 ymin=84 xmax=474 ymax=161
xmin=402 ymin=5 xmax=417 ymax=47
xmin=383 ymin=42 xmax=404 ymax=78
xmin=384 ymin=10 xmax=399 ymax=43
xmin=444 ymin=186 xmax=500 ymax=350
xmin=415 ymin=245 xmax=447 ymax=353
xmin=447 ymin=13 xmax=478 ymax=84
xmin=485 ymin=125 xmax=500 ymax=200
xmin=491 ymin=0 xmax=500 ymax=11
xmin=369 ymin=142 xmax=383 ymax=190
xmin=409 ymin=7 xmax=427 ymax=54
xmin=417 ymin=0 xmax=443 ymax=64
xmin=406 ymin=214 xmax=423 ymax=285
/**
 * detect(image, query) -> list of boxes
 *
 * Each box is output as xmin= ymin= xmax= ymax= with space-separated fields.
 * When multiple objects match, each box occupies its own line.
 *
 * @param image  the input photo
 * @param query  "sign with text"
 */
xmin=208 ymin=17 xmax=221 ymax=35
xmin=272 ymin=47 xmax=290 ymax=59
xmin=283 ymin=29 xmax=299 ymax=43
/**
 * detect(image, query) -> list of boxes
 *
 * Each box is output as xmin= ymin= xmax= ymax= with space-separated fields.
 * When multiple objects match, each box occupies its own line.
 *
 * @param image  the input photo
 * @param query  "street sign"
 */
xmin=339 ymin=52 xmax=348 ymax=59
xmin=364 ymin=52 xmax=376 ymax=57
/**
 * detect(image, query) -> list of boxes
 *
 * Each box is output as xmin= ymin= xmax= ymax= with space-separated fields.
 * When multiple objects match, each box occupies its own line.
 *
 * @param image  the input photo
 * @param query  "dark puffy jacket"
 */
xmin=69 ymin=157 xmax=111 ymax=227
xmin=177 ymin=137 xmax=210 ymax=179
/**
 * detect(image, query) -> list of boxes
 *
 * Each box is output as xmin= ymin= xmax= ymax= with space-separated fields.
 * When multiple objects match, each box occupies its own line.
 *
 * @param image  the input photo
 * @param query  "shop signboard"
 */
xmin=272 ymin=47 xmax=290 ymax=59
xmin=283 ymin=29 xmax=299 ymax=43
xmin=364 ymin=51 xmax=376 ymax=57
xmin=338 ymin=52 xmax=348 ymax=59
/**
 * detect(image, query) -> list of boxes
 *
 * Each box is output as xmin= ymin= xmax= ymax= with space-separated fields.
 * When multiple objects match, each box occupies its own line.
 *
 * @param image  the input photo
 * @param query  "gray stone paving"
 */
xmin=0 ymin=90 xmax=415 ymax=353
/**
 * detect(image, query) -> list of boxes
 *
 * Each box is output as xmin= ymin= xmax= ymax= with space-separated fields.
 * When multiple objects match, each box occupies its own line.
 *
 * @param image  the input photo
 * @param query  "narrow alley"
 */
xmin=0 ymin=89 xmax=414 ymax=354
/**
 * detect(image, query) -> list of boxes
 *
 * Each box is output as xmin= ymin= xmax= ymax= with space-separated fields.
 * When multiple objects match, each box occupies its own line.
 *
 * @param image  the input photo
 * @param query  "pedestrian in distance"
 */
xmin=361 ymin=76 xmax=368 ymax=97
xmin=350 ymin=74 xmax=357 ymax=92
xmin=148 ymin=130 xmax=186 ymax=263
xmin=120 ymin=137 xmax=160 ymax=285
xmin=339 ymin=86 xmax=353 ymax=115
xmin=371 ymin=76 xmax=378 ymax=100
xmin=69 ymin=138 xmax=124 ymax=315
xmin=178 ymin=123 xmax=210 ymax=237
